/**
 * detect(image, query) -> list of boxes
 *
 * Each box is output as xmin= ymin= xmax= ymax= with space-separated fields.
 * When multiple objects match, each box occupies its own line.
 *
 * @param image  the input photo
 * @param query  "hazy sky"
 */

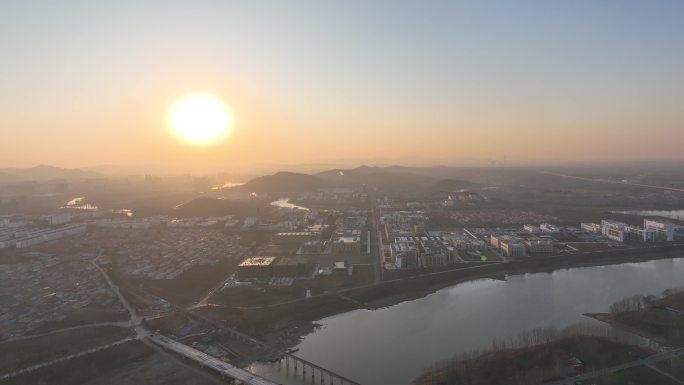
xmin=2 ymin=1 xmax=684 ymax=172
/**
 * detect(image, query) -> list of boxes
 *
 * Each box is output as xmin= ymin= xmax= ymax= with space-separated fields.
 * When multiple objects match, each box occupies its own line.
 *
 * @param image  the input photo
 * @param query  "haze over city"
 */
xmin=2 ymin=1 xmax=684 ymax=174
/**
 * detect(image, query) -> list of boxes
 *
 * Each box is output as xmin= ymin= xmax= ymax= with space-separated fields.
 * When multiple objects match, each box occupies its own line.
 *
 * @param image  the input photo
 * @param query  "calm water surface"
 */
xmin=250 ymin=257 xmax=684 ymax=385
xmin=270 ymin=198 xmax=310 ymax=211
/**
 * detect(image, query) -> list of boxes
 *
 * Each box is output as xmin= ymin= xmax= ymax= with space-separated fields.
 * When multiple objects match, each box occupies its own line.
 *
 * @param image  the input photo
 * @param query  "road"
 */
xmin=189 ymin=273 xmax=235 ymax=310
xmin=91 ymin=260 xmax=141 ymax=325
xmin=0 ymin=321 xmax=132 ymax=345
xmin=542 ymin=347 xmax=684 ymax=385
xmin=539 ymin=170 xmax=684 ymax=193
xmin=0 ymin=337 xmax=137 ymax=380
xmin=370 ymin=206 xmax=383 ymax=284
xmin=142 ymin=329 xmax=279 ymax=385
xmin=140 ymin=338 xmax=228 ymax=385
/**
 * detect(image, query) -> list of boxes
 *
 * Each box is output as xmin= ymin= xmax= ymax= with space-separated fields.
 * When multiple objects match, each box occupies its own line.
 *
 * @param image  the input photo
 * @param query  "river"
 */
xmin=270 ymin=198 xmax=310 ymax=211
xmin=249 ymin=257 xmax=684 ymax=385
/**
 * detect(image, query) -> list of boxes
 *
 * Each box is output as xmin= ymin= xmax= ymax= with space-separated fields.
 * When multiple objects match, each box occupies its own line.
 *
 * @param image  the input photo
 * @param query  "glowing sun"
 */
xmin=168 ymin=93 xmax=232 ymax=145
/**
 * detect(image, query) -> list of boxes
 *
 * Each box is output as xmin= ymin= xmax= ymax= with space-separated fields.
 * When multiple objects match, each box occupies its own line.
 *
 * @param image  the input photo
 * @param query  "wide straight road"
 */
xmin=143 ymin=330 xmax=279 ymax=385
xmin=539 ymin=170 xmax=684 ymax=193
xmin=370 ymin=206 xmax=383 ymax=284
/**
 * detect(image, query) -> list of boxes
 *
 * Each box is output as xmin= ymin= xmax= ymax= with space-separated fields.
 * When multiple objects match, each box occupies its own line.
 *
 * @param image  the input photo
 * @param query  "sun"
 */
xmin=168 ymin=93 xmax=232 ymax=145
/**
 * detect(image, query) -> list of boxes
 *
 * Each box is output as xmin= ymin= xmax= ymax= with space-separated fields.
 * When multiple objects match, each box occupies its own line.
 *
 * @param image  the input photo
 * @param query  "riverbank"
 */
xmin=197 ymin=244 xmax=684 ymax=362
xmin=412 ymin=333 xmax=656 ymax=385
xmin=587 ymin=288 xmax=684 ymax=348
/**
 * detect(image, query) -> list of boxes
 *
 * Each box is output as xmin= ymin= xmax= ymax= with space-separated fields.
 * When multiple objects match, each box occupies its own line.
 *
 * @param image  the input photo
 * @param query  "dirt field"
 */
xmin=0 ymin=326 xmax=131 ymax=374
xmin=2 ymin=340 xmax=222 ymax=385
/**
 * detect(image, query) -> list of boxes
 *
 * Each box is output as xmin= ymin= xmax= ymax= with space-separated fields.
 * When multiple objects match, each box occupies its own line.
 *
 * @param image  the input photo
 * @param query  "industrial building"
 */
xmin=45 ymin=212 xmax=72 ymax=225
xmin=581 ymin=223 xmax=602 ymax=233
xmin=273 ymin=232 xmax=317 ymax=245
xmin=524 ymin=237 xmax=554 ymax=254
xmin=237 ymin=256 xmax=312 ymax=279
xmin=9 ymin=224 xmax=87 ymax=249
xmin=490 ymin=234 xmax=503 ymax=248
xmin=272 ymin=256 xmax=310 ymax=277
xmin=301 ymin=240 xmax=323 ymax=253
xmin=332 ymin=235 xmax=362 ymax=253
xmin=236 ymin=257 xmax=277 ymax=278
xmin=501 ymin=239 xmax=525 ymax=257
xmin=643 ymin=219 xmax=677 ymax=241
xmin=391 ymin=236 xmax=458 ymax=268
xmin=601 ymin=220 xmax=655 ymax=242
xmin=540 ymin=223 xmax=559 ymax=233
xmin=452 ymin=238 xmax=485 ymax=251
xmin=391 ymin=238 xmax=420 ymax=269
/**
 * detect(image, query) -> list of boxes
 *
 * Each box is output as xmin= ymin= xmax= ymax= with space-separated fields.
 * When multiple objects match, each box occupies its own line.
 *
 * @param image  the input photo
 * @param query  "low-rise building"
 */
xmin=501 ymin=239 xmax=525 ymax=257
xmin=453 ymin=239 xmax=485 ymax=251
xmin=643 ymin=219 xmax=676 ymax=241
xmin=524 ymin=237 xmax=554 ymax=254
xmin=272 ymin=256 xmax=310 ymax=277
xmin=490 ymin=234 xmax=503 ymax=248
xmin=581 ymin=223 xmax=602 ymax=233
xmin=14 ymin=224 xmax=86 ymax=249
xmin=540 ymin=223 xmax=559 ymax=233
xmin=601 ymin=220 xmax=654 ymax=242
xmin=301 ymin=240 xmax=322 ymax=253
xmin=332 ymin=236 xmax=362 ymax=253
xmin=392 ymin=236 xmax=457 ymax=268
xmin=236 ymin=256 xmax=277 ymax=278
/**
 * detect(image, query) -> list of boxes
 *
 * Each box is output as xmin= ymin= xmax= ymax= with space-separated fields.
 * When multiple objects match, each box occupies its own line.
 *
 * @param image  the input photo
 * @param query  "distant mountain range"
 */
xmin=0 ymin=165 xmax=103 ymax=182
xmin=231 ymin=165 xmax=485 ymax=194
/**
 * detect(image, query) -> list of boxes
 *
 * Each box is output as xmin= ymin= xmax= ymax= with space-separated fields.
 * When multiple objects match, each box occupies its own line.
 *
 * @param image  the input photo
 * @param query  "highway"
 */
xmin=539 ymin=170 xmax=684 ymax=193
xmin=542 ymin=347 xmax=684 ymax=385
xmin=143 ymin=329 xmax=279 ymax=385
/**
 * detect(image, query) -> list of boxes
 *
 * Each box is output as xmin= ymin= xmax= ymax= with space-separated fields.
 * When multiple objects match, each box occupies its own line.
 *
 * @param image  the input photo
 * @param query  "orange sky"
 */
xmin=2 ymin=2 xmax=683 ymax=174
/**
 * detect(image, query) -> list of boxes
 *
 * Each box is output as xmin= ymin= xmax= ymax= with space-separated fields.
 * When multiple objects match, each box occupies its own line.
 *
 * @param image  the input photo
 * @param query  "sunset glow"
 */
xmin=169 ymin=94 xmax=231 ymax=145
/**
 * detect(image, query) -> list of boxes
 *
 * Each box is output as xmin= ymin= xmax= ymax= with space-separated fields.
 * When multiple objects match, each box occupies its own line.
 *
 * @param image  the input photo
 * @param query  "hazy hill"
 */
xmin=0 ymin=172 xmax=21 ymax=183
xmin=229 ymin=165 xmax=519 ymax=195
xmin=317 ymin=165 xmax=435 ymax=188
xmin=431 ymin=178 xmax=485 ymax=191
xmin=0 ymin=165 xmax=103 ymax=182
xmin=235 ymin=171 xmax=327 ymax=193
